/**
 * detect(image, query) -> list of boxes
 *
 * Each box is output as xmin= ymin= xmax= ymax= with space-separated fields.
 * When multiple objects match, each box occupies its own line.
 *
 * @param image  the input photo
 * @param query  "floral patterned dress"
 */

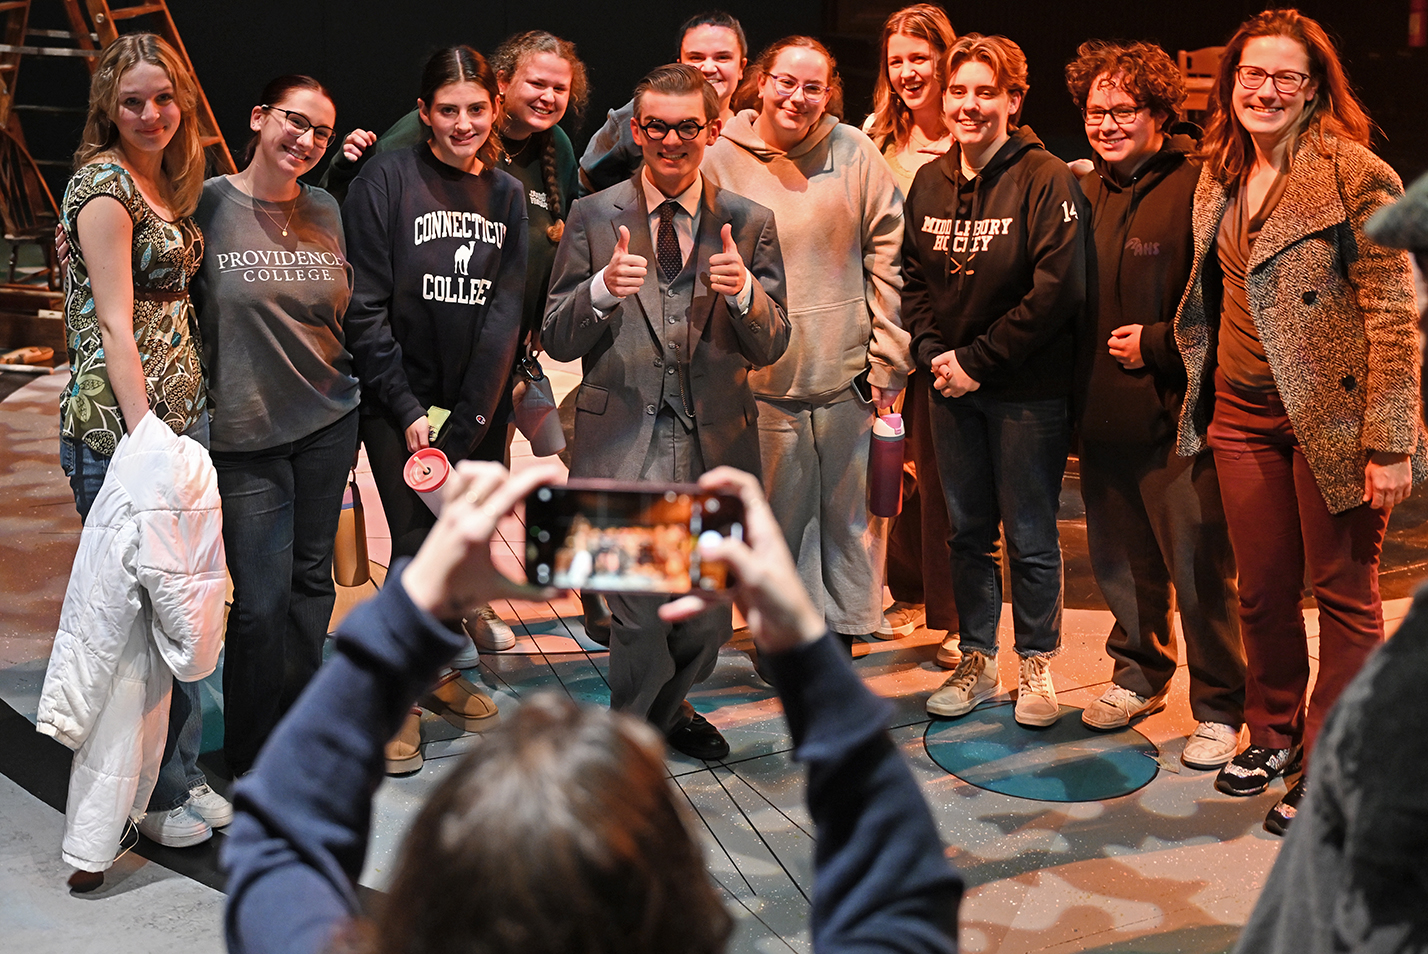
xmin=60 ymin=161 xmax=205 ymax=457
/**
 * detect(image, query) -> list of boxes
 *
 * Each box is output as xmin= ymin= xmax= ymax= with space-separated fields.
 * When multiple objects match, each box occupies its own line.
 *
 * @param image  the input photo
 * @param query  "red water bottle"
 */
xmin=868 ymin=413 xmax=905 ymax=517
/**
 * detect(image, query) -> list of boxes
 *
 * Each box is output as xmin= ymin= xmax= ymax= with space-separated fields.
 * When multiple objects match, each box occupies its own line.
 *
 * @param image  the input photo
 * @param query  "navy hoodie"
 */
xmin=1077 ymin=134 xmax=1200 ymax=445
xmin=902 ymin=125 xmax=1089 ymax=401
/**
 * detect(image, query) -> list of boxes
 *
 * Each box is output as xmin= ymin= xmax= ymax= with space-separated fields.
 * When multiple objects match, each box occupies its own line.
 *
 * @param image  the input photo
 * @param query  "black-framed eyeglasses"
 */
xmin=1234 ymin=66 xmax=1311 ymax=95
xmin=262 ymin=105 xmax=336 ymax=147
xmin=766 ymin=72 xmax=830 ymax=103
xmin=635 ymin=118 xmax=711 ymax=141
xmin=1083 ymin=105 xmax=1145 ymax=126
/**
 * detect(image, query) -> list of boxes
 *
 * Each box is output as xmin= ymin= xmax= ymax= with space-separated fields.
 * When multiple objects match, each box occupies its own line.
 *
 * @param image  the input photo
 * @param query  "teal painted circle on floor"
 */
xmin=924 ymin=705 xmax=1159 ymax=802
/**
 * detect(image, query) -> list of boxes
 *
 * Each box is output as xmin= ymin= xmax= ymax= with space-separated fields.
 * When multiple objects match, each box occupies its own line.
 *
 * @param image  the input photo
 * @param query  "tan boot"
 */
xmin=385 ymin=707 xmax=423 ymax=775
xmin=421 ymin=675 xmax=501 ymax=732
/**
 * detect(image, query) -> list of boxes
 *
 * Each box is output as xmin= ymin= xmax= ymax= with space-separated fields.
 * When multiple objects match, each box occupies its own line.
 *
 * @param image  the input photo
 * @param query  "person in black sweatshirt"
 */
xmin=220 ymin=461 xmax=963 ymax=954
xmin=903 ymin=34 xmax=1088 ymax=729
xmin=343 ymin=46 xmax=528 ymax=563
xmin=1065 ymin=42 xmax=1247 ymax=769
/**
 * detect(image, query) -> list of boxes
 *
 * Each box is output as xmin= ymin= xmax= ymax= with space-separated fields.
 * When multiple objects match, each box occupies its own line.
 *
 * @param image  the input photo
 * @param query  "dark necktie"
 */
xmin=657 ymin=200 xmax=682 ymax=282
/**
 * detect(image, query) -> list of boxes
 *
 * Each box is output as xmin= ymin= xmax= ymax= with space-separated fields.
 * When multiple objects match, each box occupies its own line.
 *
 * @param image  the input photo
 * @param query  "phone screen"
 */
xmin=525 ymin=481 xmax=743 ymax=594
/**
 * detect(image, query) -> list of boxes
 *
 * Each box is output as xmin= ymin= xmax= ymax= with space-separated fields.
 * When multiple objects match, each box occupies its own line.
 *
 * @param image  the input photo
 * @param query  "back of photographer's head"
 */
xmin=364 ymin=693 xmax=733 ymax=954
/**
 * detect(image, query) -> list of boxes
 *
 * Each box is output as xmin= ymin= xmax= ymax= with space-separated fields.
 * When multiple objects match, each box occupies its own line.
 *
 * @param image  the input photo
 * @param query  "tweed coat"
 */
xmin=1174 ymin=134 xmax=1425 ymax=514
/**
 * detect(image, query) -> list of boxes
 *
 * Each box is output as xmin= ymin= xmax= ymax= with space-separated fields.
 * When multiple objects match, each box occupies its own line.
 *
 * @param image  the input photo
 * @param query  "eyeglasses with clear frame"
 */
xmin=1083 ymin=105 xmax=1146 ymax=126
xmin=1234 ymin=66 xmax=1311 ymax=95
xmin=635 ymin=118 xmax=712 ymax=141
xmin=765 ymin=73 xmax=830 ymax=103
xmin=262 ymin=105 xmax=336 ymax=147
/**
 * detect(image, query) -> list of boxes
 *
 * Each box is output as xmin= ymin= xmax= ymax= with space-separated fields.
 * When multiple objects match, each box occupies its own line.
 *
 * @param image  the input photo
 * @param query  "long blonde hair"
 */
xmin=74 ymin=33 xmax=205 ymax=217
xmin=865 ymin=5 xmax=955 ymax=150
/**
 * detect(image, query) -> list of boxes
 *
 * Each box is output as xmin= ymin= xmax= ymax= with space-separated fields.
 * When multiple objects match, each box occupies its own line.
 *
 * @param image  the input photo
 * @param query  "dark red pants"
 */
xmin=1207 ymin=370 xmax=1387 ymax=755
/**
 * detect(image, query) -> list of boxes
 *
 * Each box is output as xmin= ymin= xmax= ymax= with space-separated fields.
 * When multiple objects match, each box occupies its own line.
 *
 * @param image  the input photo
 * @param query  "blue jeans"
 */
xmin=210 ymin=409 xmax=359 ymax=774
xmin=60 ymin=413 xmax=210 ymax=810
xmin=927 ymin=392 xmax=1070 ymax=658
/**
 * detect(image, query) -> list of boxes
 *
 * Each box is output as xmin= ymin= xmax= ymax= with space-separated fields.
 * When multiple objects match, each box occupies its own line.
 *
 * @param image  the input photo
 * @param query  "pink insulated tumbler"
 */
xmin=404 ymin=447 xmax=451 ymax=515
xmin=868 ymin=413 xmax=905 ymax=518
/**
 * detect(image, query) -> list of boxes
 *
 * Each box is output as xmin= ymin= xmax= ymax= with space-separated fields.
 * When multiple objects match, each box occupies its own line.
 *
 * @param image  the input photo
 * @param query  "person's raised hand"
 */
xmin=708 ymin=222 xmax=747 ymax=297
xmin=342 ymin=128 xmax=378 ymax=163
xmin=604 ymin=225 xmax=648 ymax=298
xmin=402 ymin=461 xmax=562 ymax=621
xmin=660 ymin=466 xmax=825 ymax=655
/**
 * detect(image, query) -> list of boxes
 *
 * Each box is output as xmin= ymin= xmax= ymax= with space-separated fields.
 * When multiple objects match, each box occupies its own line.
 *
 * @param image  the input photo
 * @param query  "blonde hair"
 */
xmin=75 ymin=33 xmax=205 ymax=217
xmin=866 ymin=5 xmax=956 ymax=150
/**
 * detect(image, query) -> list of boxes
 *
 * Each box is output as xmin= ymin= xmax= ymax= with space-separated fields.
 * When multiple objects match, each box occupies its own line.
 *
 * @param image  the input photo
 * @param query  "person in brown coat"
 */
xmin=1173 ymin=8 xmax=1426 ymax=835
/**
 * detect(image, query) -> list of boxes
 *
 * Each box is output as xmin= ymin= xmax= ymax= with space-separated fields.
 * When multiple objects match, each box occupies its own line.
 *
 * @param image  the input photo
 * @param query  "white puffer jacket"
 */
xmin=37 ymin=412 xmax=227 ymax=872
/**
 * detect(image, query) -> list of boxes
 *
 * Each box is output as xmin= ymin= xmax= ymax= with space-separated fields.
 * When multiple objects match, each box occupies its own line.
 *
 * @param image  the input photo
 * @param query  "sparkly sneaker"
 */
xmin=1081 ymin=685 xmax=1168 ymax=730
xmin=926 ymin=650 xmax=1000 ymax=717
xmin=186 ymin=781 xmax=233 ymax=828
xmin=1015 ymin=655 xmax=1060 ymax=727
xmin=464 ymin=604 xmax=515 ymax=653
xmin=876 ymin=601 xmax=926 ymax=638
xmin=1215 ymin=744 xmax=1300 ymax=797
xmin=1181 ymin=722 xmax=1241 ymax=769
xmin=1264 ymin=775 xmax=1307 ymax=836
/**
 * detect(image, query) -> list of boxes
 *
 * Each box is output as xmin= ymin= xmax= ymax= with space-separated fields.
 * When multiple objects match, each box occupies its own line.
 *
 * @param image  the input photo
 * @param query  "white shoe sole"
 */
xmin=1015 ymin=700 xmax=1063 ymax=728
xmin=1181 ymin=745 xmax=1238 ymax=770
xmin=138 ymin=821 xmax=212 ymax=848
xmin=926 ymin=680 xmax=1002 ymax=718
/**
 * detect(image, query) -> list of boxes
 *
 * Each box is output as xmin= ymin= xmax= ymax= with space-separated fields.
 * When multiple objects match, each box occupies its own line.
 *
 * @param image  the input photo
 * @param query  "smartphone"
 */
xmin=525 ymin=480 xmax=744 ymax=594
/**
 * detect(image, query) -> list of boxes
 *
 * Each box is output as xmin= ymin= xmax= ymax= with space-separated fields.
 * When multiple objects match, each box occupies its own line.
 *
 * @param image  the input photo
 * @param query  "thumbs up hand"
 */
xmin=605 ymin=225 xmax=648 ymax=298
xmin=708 ymin=223 xmax=747 ymax=297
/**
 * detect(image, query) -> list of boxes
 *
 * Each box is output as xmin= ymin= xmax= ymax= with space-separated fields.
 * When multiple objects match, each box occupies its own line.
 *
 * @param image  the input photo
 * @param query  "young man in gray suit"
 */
xmin=543 ymin=64 xmax=790 ymax=759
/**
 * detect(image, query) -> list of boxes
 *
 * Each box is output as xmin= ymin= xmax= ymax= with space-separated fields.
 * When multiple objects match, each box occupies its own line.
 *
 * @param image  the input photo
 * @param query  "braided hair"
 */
xmin=492 ymin=31 xmax=590 ymax=244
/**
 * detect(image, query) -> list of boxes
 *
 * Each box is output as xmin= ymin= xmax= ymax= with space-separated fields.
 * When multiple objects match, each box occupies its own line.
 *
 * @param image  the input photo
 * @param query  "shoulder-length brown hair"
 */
xmin=74 ymin=33 xmax=205 ymax=217
xmin=1200 ymin=8 xmax=1373 ymax=182
xmin=865 ymin=5 xmax=956 ymax=150
xmin=352 ymin=694 xmax=732 ymax=954
xmin=732 ymin=35 xmax=844 ymax=121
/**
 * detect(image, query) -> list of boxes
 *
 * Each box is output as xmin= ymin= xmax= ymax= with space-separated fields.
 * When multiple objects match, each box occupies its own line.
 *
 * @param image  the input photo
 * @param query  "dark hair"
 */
xmin=677 ymin=10 xmax=747 ymax=62
xmin=241 ymin=74 xmax=335 ymax=169
xmin=866 ymin=4 xmax=957 ymax=150
xmin=1065 ymin=40 xmax=1185 ymax=134
xmin=733 ymin=35 xmax=844 ymax=121
xmin=491 ymin=31 xmax=590 ymax=242
xmin=633 ymin=62 xmax=720 ymax=123
xmin=418 ymin=45 xmax=504 ymax=169
xmin=1200 ymin=8 xmax=1374 ymax=182
xmin=943 ymin=34 xmax=1029 ymax=125
xmin=361 ymin=694 xmax=732 ymax=954
xmin=74 ymin=33 xmax=204 ymax=216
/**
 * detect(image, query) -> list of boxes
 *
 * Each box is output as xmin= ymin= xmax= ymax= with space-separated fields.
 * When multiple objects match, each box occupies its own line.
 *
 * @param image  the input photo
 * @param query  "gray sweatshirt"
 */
xmin=702 ymin=111 xmax=910 ymax=401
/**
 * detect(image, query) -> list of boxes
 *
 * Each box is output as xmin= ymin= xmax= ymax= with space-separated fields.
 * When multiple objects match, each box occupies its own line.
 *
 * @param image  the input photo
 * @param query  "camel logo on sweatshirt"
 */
xmin=415 ymin=210 xmax=503 ymax=305
xmin=1126 ymin=237 xmax=1161 ymax=256
xmin=921 ymin=215 xmax=1014 ymax=254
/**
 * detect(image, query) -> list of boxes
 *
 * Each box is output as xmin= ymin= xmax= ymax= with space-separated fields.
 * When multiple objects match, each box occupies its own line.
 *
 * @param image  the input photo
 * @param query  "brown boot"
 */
xmin=421 ymin=674 xmax=501 ymax=732
xmin=385 ymin=707 xmax=424 ymax=775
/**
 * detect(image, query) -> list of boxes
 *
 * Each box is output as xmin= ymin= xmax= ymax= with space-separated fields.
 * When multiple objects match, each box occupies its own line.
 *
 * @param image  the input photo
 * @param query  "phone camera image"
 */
xmin=525 ymin=481 xmax=744 ymax=595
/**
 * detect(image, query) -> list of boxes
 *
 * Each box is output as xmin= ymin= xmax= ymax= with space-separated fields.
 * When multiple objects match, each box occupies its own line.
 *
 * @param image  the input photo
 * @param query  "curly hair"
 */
xmin=1064 ymin=40 xmax=1185 ymax=134
xmin=1200 ymin=8 xmax=1374 ymax=182
xmin=865 ymin=4 xmax=956 ymax=151
xmin=732 ymin=35 xmax=844 ymax=121
xmin=75 ymin=33 xmax=205 ymax=217
xmin=418 ymin=45 xmax=505 ymax=171
xmin=944 ymin=34 xmax=1029 ymax=124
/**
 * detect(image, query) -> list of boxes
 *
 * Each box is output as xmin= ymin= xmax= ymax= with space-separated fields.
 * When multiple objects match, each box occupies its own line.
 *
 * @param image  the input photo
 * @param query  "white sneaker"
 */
xmin=186 ymin=781 xmax=233 ymax=828
xmin=450 ymin=630 xmax=481 ymax=669
xmin=1015 ymin=655 xmax=1060 ymax=727
xmin=137 ymin=804 xmax=212 ymax=848
xmin=927 ymin=650 xmax=1001 ymax=717
xmin=1081 ymin=684 xmax=1168 ymax=730
xmin=876 ymin=601 xmax=926 ymax=638
xmin=464 ymin=605 xmax=515 ymax=653
xmin=935 ymin=633 xmax=962 ymax=669
xmin=1182 ymin=721 xmax=1242 ymax=769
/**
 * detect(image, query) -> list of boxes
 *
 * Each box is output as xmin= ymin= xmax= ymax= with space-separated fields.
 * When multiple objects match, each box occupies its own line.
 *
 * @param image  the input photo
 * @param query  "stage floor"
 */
xmin=2 ymin=361 xmax=1422 ymax=954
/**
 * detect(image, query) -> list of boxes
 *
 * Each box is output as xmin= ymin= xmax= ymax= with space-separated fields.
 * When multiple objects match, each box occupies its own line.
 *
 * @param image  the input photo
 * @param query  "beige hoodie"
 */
xmin=703 ymin=110 xmax=910 ymax=401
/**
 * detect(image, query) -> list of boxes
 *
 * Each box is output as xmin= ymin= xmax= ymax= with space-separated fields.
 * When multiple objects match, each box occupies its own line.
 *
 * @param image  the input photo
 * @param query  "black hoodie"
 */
xmin=1077 ymin=134 xmax=1200 ymax=445
xmin=902 ymin=125 xmax=1090 ymax=401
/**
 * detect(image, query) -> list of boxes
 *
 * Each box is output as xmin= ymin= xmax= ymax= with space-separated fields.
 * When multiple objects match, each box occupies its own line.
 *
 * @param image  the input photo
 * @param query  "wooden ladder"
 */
xmin=79 ymin=0 xmax=234 ymax=173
